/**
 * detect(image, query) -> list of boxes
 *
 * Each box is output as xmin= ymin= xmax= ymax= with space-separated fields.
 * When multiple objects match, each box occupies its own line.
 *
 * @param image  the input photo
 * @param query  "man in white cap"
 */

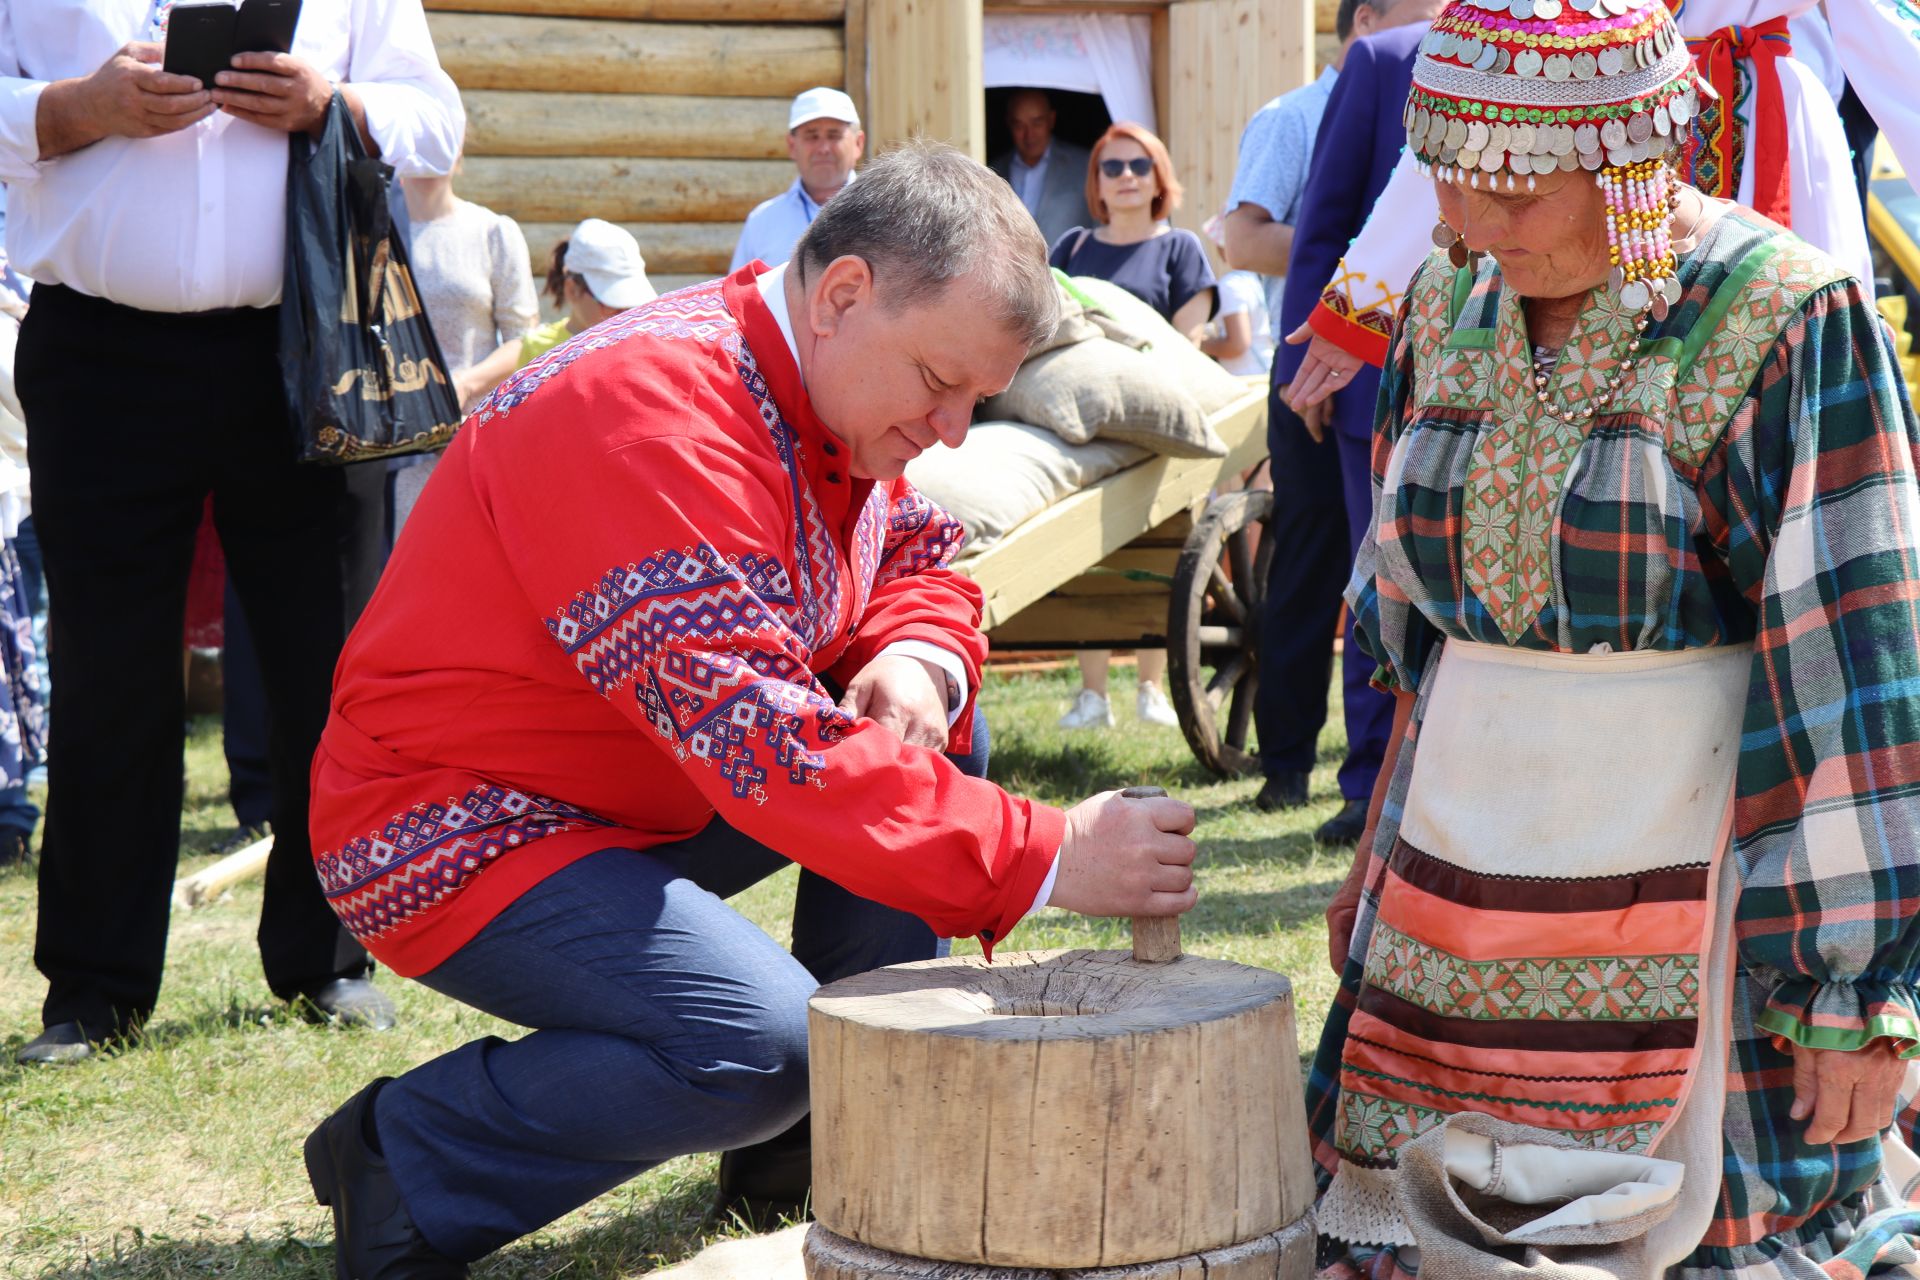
xmin=729 ymin=86 xmax=864 ymax=271
xmin=520 ymin=218 xmax=658 ymax=365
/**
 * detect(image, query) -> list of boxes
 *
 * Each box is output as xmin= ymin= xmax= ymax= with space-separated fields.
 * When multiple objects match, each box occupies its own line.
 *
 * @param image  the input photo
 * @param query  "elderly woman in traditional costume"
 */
xmin=1311 ymin=0 xmax=1920 ymax=1273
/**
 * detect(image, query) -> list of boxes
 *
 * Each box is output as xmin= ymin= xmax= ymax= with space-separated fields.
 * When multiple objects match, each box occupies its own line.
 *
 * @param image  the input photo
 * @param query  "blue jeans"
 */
xmin=376 ymin=706 xmax=987 ymax=1260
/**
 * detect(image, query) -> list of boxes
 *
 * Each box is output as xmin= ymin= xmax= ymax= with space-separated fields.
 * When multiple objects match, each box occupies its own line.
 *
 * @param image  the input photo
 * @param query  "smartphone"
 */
xmin=162 ymin=2 xmax=237 ymax=89
xmin=234 ymin=0 xmax=302 ymax=56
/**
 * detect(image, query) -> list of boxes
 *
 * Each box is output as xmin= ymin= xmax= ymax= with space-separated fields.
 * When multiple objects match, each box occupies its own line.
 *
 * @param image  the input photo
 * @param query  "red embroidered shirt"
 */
xmin=308 ymin=265 xmax=1064 ymax=977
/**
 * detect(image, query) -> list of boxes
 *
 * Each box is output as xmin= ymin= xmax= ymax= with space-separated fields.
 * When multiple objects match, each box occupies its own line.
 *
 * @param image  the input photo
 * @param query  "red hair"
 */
xmin=1086 ymin=123 xmax=1183 ymax=224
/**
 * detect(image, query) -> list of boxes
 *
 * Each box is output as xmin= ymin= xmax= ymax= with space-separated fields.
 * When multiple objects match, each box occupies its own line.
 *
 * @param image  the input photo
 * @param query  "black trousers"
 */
xmin=18 ymin=284 xmax=369 ymax=1036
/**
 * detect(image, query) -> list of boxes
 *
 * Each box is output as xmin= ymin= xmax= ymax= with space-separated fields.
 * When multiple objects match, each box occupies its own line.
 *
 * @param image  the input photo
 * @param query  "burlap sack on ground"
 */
xmin=648 ymin=1222 xmax=808 ymax=1279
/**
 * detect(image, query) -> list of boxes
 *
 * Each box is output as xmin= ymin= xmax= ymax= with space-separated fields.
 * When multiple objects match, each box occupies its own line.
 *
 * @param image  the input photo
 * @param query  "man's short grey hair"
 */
xmin=795 ymin=141 xmax=1060 ymax=349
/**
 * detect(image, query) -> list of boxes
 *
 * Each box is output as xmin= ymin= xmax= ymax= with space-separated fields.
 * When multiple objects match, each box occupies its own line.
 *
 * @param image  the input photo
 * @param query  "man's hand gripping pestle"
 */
xmin=1121 ymin=785 xmax=1183 ymax=963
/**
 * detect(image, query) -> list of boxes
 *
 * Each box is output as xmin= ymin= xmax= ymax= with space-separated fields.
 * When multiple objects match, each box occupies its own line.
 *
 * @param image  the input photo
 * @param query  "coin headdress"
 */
xmin=1406 ymin=0 xmax=1711 ymax=316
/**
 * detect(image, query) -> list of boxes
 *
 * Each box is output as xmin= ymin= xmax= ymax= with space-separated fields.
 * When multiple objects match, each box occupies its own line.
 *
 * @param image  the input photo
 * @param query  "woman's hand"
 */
xmin=1325 ymin=832 xmax=1373 ymax=975
xmin=1790 ymin=1039 xmax=1909 ymax=1144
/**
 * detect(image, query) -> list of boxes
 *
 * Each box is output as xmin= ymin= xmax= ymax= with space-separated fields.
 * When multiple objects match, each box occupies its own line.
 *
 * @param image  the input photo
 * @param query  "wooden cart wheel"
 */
xmin=1168 ymin=489 xmax=1274 ymax=779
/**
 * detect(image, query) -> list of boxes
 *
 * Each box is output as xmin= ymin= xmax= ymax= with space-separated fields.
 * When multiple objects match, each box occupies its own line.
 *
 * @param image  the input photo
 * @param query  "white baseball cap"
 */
xmin=789 ymin=87 xmax=860 ymax=131
xmin=564 ymin=219 xmax=657 ymax=310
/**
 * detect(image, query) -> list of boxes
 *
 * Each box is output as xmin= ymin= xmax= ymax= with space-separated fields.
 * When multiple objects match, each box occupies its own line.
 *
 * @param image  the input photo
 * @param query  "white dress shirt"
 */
xmin=1009 ymin=146 xmax=1051 ymax=217
xmin=756 ymin=263 xmax=1060 ymax=915
xmin=0 ymin=0 xmax=464 ymax=312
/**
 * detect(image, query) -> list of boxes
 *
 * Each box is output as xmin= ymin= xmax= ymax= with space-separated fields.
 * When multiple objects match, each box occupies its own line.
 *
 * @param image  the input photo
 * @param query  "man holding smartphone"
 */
xmin=0 ymin=1 xmax=463 ymax=1063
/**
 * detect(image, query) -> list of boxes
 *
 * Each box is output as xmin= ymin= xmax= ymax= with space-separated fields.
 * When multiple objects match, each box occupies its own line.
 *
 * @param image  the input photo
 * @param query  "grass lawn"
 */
xmin=0 ymin=663 xmax=1352 ymax=1278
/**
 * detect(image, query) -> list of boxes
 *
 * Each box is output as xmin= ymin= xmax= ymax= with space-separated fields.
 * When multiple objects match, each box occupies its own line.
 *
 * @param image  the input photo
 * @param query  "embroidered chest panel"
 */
xmin=1398 ymin=243 xmax=1846 ymax=644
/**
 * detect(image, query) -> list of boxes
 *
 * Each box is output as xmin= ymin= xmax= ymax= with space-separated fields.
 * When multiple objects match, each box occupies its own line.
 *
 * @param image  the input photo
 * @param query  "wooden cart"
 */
xmin=956 ymin=381 xmax=1271 ymax=778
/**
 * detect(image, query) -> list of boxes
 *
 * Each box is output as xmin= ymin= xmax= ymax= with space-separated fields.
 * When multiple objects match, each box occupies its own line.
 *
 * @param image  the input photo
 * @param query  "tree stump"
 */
xmin=807 ymin=949 xmax=1316 ymax=1270
xmin=803 ymin=1216 xmax=1316 ymax=1279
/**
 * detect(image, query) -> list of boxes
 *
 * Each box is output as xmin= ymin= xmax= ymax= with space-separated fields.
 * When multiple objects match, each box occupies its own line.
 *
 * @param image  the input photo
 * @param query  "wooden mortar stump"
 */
xmin=807 ymin=947 xmax=1315 ymax=1269
xmin=803 ymin=1215 xmax=1317 ymax=1279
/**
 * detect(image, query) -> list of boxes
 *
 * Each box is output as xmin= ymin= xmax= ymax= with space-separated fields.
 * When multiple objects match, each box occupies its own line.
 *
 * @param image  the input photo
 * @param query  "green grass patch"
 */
xmin=0 ymin=666 xmax=1350 ymax=1277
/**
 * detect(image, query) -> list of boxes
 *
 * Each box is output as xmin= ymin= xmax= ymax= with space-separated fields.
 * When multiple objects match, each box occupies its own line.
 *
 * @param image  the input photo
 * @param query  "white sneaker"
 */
xmin=1137 ymin=681 xmax=1179 ymax=726
xmin=1058 ymin=687 xmax=1114 ymax=729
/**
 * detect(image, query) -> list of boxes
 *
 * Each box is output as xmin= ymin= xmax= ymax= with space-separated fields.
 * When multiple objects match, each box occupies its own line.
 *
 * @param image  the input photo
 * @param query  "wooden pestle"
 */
xmin=1119 ymin=786 xmax=1183 ymax=963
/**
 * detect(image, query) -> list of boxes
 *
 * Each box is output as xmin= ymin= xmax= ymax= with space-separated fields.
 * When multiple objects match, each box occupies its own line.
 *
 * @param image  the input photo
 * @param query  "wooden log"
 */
xmin=458 ymin=156 xmax=793 ymax=222
xmin=803 ymin=1216 xmax=1316 ymax=1279
xmin=461 ymin=90 xmax=790 ymax=158
xmin=808 ymin=950 xmax=1316 ymax=1269
xmin=426 ymin=0 xmax=843 ymax=18
xmin=520 ymin=220 xmax=739 ymax=276
xmin=171 ymin=834 xmax=274 ymax=911
xmin=1316 ymin=0 xmax=1340 ymax=32
xmin=428 ymin=13 xmax=845 ymax=96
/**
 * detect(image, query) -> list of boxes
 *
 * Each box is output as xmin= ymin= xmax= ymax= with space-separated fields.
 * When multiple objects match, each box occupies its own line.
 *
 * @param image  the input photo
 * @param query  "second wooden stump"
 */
xmin=807 ymin=948 xmax=1316 ymax=1271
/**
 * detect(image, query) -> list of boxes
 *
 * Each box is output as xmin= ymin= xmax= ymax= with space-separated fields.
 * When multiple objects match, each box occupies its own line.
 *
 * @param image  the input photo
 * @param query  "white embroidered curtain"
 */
xmin=982 ymin=13 xmax=1157 ymax=135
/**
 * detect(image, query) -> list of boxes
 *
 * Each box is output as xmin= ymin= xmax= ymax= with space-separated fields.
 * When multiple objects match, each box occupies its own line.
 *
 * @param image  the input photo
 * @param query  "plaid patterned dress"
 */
xmin=1316 ymin=208 xmax=1920 ymax=1278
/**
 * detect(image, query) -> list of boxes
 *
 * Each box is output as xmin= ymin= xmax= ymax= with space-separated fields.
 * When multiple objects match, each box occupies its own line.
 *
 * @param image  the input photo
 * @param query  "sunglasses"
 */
xmin=1099 ymin=157 xmax=1154 ymax=179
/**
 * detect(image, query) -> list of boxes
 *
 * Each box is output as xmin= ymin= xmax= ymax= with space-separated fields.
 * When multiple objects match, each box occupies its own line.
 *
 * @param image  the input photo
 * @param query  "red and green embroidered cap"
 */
xmin=1405 ymin=0 xmax=1709 ymax=186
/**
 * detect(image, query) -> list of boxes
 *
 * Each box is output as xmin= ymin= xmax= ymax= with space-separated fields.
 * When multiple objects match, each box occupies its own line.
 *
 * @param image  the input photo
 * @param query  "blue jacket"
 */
xmin=1272 ymin=22 xmax=1426 ymax=420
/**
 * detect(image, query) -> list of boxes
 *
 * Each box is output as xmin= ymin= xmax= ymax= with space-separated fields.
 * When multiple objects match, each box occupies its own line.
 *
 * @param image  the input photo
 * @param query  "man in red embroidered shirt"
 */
xmin=300 ymin=144 xmax=1200 ymax=1277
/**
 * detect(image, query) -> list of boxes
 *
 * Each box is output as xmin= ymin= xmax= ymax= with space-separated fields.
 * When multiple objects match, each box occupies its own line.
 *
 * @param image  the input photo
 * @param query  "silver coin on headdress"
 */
xmin=1598 ymin=47 xmax=1624 ymax=76
xmin=1514 ymin=47 xmax=1544 ymax=76
xmin=1557 ymin=150 xmax=1580 ymax=171
xmin=1478 ymin=147 xmax=1504 ymax=172
xmin=1459 ymin=35 xmax=1484 ymax=64
xmin=1669 ymin=93 xmax=1691 ymax=126
xmin=1620 ymin=279 xmax=1651 ymax=310
xmin=1606 ymin=143 xmax=1634 ymax=166
xmin=1446 ymin=117 xmax=1470 ymax=148
xmin=1573 ymin=122 xmax=1601 ymax=153
xmin=1510 ymin=122 xmax=1537 ymax=155
xmin=1534 ymin=0 xmax=1563 ymax=17
xmin=1465 ymin=120 xmax=1490 ymax=151
xmin=1544 ymin=53 xmax=1573 ymax=81
xmin=1578 ymin=148 xmax=1603 ymax=170
xmin=1571 ymin=51 xmax=1597 ymax=80
xmin=1626 ymin=111 xmax=1652 ymax=144
xmin=1509 ymin=150 xmax=1534 ymax=174
xmin=1652 ymin=102 xmax=1670 ymax=135
xmin=1511 ymin=0 xmax=1535 ymax=17
xmin=1475 ymin=41 xmax=1500 ymax=70
xmin=1550 ymin=124 xmax=1576 ymax=155
xmin=1494 ymin=47 xmax=1513 ymax=73
xmin=1647 ymin=131 xmax=1671 ymax=157
xmin=1600 ymin=117 xmax=1628 ymax=149
xmin=1664 ymin=278 xmax=1683 ymax=305
xmin=1458 ymin=147 xmax=1482 ymax=170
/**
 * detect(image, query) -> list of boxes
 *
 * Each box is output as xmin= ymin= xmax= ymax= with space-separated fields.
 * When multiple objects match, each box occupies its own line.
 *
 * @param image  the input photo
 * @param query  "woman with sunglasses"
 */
xmin=1048 ymin=122 xmax=1217 ymax=731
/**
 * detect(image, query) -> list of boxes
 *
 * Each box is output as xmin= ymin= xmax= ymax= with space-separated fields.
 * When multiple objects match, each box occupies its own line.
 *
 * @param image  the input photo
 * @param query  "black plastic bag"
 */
xmin=280 ymin=93 xmax=460 ymax=463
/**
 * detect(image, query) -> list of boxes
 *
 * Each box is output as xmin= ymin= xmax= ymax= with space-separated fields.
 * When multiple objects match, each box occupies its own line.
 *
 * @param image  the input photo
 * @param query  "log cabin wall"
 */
xmin=425 ymin=0 xmax=853 ymax=296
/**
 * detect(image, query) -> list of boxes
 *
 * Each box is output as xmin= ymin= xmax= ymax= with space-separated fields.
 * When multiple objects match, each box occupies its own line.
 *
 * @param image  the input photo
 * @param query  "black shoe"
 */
xmin=210 ymin=822 xmax=270 ymax=857
xmin=15 ymin=1020 xmax=115 ymax=1065
xmin=0 ymin=828 xmax=31 ymax=867
xmin=294 ymin=978 xmax=398 ymax=1031
xmin=715 ymin=1115 xmax=812 ymax=1229
xmin=306 ymin=1078 xmax=467 ymax=1280
xmin=1315 ymin=798 xmax=1369 ymax=846
xmin=1254 ymin=771 xmax=1310 ymax=812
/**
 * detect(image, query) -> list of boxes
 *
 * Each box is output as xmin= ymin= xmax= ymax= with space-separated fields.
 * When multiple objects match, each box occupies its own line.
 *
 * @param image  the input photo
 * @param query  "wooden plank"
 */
xmin=1164 ymin=2 xmax=1205 ymax=236
xmin=1315 ymin=0 xmax=1338 ymax=31
xmin=866 ymin=0 xmax=984 ymax=158
xmin=966 ymin=386 xmax=1267 ymax=632
xmin=426 ymin=0 xmax=844 ymax=17
xmin=460 ymin=90 xmax=789 ymax=158
xmin=460 ymin=156 xmax=793 ymax=222
xmin=990 ymin=593 xmax=1169 ymax=653
xmin=520 ymin=220 xmax=738 ymax=276
xmin=428 ymin=13 xmax=844 ymax=96
xmin=844 ymin=0 xmax=869 ymax=151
